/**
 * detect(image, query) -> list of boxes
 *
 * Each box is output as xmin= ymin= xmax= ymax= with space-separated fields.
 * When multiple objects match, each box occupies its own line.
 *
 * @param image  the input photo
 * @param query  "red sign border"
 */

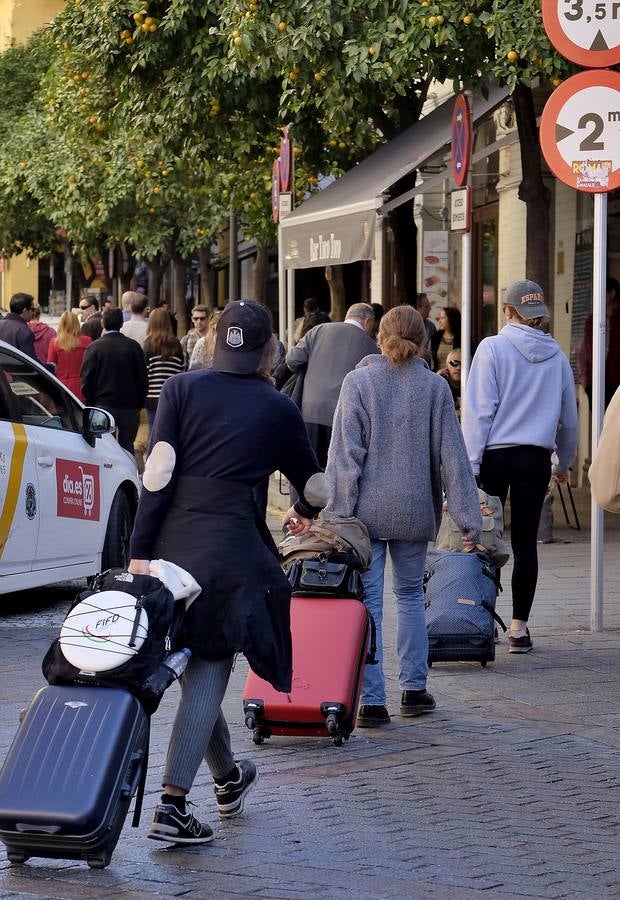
xmin=451 ymin=94 xmax=472 ymax=188
xmin=540 ymin=69 xmax=620 ymax=194
xmin=542 ymin=0 xmax=620 ymax=68
xmin=272 ymin=159 xmax=280 ymax=223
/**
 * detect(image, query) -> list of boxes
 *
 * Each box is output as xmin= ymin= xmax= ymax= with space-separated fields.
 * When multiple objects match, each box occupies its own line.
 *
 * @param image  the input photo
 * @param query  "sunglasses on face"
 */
xmin=192 ymin=316 xmax=206 ymax=322
xmin=79 ymin=304 xmax=90 ymax=311
xmin=448 ymin=360 xmax=461 ymax=368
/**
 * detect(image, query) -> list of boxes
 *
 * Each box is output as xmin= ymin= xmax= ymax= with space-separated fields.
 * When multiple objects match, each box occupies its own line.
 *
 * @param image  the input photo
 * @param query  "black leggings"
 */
xmin=479 ymin=446 xmax=551 ymax=622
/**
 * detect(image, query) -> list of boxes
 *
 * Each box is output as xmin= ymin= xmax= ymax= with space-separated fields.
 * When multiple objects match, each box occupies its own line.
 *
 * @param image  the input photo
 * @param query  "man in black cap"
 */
xmin=128 ymin=300 xmax=328 ymax=846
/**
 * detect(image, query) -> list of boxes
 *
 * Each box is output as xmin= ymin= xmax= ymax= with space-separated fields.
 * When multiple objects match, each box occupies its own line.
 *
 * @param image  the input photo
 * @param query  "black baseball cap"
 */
xmin=212 ymin=300 xmax=273 ymax=375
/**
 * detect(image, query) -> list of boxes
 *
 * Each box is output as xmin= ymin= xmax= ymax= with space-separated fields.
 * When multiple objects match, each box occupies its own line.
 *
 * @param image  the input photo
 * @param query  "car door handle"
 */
xmin=37 ymin=456 xmax=54 ymax=468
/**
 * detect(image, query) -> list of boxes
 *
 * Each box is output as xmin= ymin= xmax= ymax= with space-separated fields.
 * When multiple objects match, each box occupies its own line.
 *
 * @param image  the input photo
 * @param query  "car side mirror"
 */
xmin=83 ymin=407 xmax=115 ymax=446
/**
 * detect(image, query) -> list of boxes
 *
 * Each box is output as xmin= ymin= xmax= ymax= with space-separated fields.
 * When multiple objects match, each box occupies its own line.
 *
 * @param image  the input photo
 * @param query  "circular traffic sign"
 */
xmin=451 ymin=94 xmax=472 ymax=188
xmin=542 ymin=0 xmax=620 ymax=67
xmin=272 ymin=159 xmax=280 ymax=222
xmin=540 ymin=69 xmax=620 ymax=193
xmin=279 ymin=126 xmax=292 ymax=192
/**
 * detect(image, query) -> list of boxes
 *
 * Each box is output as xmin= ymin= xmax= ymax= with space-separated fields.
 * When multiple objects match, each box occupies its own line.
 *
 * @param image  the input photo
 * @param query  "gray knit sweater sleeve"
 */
xmin=325 ymin=372 xmax=370 ymax=517
xmin=438 ymin=380 xmax=482 ymax=543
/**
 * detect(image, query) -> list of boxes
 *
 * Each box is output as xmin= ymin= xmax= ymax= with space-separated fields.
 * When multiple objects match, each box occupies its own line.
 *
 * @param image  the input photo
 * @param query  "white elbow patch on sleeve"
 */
xmin=142 ymin=441 xmax=176 ymax=492
xmin=303 ymin=472 xmax=329 ymax=507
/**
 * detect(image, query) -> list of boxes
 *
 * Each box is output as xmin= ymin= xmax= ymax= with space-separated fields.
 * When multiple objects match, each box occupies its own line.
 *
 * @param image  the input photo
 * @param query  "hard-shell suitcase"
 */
xmin=424 ymin=549 xmax=505 ymax=667
xmin=243 ymin=594 xmax=371 ymax=746
xmin=0 ymin=685 xmax=148 ymax=869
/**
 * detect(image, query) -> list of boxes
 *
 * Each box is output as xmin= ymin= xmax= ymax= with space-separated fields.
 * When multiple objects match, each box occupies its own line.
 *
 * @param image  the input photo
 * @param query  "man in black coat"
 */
xmin=285 ymin=302 xmax=379 ymax=466
xmin=0 ymin=293 xmax=37 ymax=360
xmin=81 ymin=307 xmax=148 ymax=453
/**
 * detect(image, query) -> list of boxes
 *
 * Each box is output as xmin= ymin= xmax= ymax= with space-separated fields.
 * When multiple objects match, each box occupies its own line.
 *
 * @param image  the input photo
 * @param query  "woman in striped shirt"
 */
xmin=143 ymin=307 xmax=185 ymax=431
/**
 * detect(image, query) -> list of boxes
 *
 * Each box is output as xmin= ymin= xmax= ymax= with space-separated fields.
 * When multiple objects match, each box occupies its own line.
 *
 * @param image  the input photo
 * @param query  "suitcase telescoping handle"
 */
xmin=366 ymin=612 xmax=378 ymax=665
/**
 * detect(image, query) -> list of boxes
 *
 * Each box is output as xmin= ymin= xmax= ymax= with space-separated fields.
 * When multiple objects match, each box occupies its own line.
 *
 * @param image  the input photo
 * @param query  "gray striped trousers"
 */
xmin=163 ymin=654 xmax=236 ymax=793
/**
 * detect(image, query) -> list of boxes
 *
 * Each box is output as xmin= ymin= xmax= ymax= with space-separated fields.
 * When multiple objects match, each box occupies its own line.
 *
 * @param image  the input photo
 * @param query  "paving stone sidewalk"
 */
xmin=0 ymin=515 xmax=619 ymax=899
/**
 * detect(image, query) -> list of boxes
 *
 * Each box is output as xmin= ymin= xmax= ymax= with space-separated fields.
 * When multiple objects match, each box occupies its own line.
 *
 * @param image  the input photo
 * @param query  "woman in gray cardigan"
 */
xmin=325 ymin=306 xmax=481 ymax=727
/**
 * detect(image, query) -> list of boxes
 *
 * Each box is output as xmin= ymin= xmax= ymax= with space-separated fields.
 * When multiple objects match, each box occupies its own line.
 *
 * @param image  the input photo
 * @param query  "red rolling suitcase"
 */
xmin=243 ymin=594 xmax=371 ymax=746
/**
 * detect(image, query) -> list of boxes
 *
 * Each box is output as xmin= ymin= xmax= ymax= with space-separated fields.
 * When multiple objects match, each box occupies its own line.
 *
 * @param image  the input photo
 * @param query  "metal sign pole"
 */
xmin=286 ymin=267 xmax=295 ymax=350
xmin=590 ymin=191 xmax=607 ymax=632
xmin=278 ymin=226 xmax=286 ymax=344
xmin=460 ymin=90 xmax=473 ymax=398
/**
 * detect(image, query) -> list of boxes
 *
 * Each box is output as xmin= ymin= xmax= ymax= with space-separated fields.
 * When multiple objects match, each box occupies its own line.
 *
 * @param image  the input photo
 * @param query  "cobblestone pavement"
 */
xmin=0 ymin=513 xmax=619 ymax=899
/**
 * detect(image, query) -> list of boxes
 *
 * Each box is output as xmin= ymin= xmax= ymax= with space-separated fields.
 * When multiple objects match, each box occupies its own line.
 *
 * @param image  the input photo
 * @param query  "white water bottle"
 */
xmin=142 ymin=648 xmax=192 ymax=702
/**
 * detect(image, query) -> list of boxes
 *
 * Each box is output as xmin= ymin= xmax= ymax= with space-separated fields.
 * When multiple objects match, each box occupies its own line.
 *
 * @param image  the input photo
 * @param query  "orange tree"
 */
xmin=210 ymin=0 xmax=575 ymax=297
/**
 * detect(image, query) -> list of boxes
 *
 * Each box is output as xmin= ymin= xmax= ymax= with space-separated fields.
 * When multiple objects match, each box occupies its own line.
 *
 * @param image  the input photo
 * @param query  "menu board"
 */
xmin=422 ymin=231 xmax=449 ymax=315
xmin=569 ymin=229 xmax=593 ymax=379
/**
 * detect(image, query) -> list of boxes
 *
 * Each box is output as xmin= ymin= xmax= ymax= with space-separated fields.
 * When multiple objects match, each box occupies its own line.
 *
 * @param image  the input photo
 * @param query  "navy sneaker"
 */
xmin=357 ymin=705 xmax=391 ymax=728
xmin=400 ymin=690 xmax=436 ymax=716
xmin=148 ymin=803 xmax=213 ymax=845
xmin=214 ymin=760 xmax=258 ymax=818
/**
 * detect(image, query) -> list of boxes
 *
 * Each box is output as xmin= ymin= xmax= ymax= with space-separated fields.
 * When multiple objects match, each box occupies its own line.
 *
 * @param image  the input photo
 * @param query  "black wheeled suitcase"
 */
xmin=0 ymin=684 xmax=148 ymax=869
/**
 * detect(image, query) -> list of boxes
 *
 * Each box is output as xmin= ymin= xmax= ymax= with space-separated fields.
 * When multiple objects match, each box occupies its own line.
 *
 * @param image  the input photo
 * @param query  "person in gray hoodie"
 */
xmin=463 ymin=280 xmax=578 ymax=654
xmin=326 ymin=305 xmax=481 ymax=727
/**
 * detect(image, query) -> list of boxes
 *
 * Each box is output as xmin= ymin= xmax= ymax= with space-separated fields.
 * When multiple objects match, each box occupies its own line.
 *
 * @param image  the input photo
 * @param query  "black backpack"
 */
xmin=42 ymin=569 xmax=182 ymax=714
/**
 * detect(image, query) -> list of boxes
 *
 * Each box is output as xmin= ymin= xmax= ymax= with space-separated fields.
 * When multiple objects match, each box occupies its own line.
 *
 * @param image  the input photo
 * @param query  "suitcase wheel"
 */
xmin=480 ymin=660 xmax=487 ymax=668
xmin=7 ymin=849 xmax=29 ymax=865
xmin=325 ymin=713 xmax=339 ymax=737
xmin=87 ymin=852 xmax=111 ymax=869
xmin=245 ymin=712 xmax=256 ymax=730
xmin=252 ymin=727 xmax=270 ymax=745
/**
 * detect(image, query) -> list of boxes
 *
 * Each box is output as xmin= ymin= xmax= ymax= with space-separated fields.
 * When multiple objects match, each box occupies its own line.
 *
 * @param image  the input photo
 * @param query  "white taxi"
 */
xmin=0 ymin=340 xmax=140 ymax=593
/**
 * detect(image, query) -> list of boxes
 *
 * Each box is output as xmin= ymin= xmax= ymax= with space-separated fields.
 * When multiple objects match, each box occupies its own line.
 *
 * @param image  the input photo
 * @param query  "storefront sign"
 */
xmin=450 ymin=187 xmax=471 ymax=232
xmin=422 ymin=231 xmax=449 ymax=312
xmin=283 ymin=209 xmax=375 ymax=269
xmin=542 ymin=0 xmax=620 ymax=67
xmin=540 ymin=69 xmax=620 ymax=193
xmin=279 ymin=192 xmax=292 ymax=220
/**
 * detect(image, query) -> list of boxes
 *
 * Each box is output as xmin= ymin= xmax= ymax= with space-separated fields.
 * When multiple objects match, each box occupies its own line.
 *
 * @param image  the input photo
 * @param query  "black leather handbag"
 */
xmin=285 ymin=552 xmax=364 ymax=600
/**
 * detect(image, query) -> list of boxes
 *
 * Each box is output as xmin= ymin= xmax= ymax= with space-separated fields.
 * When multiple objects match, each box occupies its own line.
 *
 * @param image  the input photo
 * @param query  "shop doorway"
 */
xmin=472 ymin=202 xmax=499 ymax=346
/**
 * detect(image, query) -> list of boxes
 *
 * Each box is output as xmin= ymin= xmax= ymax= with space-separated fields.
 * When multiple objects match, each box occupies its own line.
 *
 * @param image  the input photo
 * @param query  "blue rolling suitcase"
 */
xmin=0 ymin=685 xmax=148 ymax=869
xmin=424 ymin=549 xmax=506 ymax=667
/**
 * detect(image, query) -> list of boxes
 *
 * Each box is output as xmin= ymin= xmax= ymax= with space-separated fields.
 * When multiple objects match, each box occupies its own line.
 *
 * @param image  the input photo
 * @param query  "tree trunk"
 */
xmin=171 ymin=257 xmax=189 ymax=337
xmin=197 ymin=245 xmax=214 ymax=311
xmin=146 ymin=256 xmax=167 ymax=306
xmin=390 ymin=171 xmax=419 ymax=306
xmin=120 ymin=242 xmax=136 ymax=292
xmin=325 ymin=265 xmax=346 ymax=320
xmin=252 ymin=244 xmax=269 ymax=305
xmin=512 ymin=84 xmax=552 ymax=297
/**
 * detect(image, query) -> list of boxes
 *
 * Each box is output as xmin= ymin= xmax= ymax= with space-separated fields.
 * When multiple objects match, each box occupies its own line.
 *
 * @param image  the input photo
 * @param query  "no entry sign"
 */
xmin=540 ymin=69 xmax=620 ymax=193
xmin=279 ymin=126 xmax=292 ymax=193
xmin=451 ymin=94 xmax=472 ymax=188
xmin=542 ymin=0 xmax=620 ymax=67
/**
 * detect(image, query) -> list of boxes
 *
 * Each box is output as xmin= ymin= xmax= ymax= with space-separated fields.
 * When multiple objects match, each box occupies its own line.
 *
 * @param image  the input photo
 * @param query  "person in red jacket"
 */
xmin=578 ymin=276 xmax=620 ymax=410
xmin=47 ymin=311 xmax=91 ymax=401
xmin=28 ymin=306 xmax=56 ymax=364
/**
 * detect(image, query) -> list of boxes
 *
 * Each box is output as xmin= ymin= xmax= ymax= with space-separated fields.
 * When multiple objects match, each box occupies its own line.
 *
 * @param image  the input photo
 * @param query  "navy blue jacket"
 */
xmin=0 ymin=313 xmax=37 ymax=360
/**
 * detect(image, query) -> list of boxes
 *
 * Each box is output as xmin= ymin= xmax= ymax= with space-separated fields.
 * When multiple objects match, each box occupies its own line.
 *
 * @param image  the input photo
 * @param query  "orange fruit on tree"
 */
xmin=507 ymin=50 xmax=518 ymax=61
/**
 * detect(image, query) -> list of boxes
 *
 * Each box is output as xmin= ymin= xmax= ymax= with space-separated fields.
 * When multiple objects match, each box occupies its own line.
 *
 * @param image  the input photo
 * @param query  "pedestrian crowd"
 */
xmin=2 ymin=279 xmax=619 ymax=854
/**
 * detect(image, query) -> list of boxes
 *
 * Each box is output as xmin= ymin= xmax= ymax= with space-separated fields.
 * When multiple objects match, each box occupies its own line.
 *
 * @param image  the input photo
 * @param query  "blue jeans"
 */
xmin=361 ymin=539 xmax=429 ymax=706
